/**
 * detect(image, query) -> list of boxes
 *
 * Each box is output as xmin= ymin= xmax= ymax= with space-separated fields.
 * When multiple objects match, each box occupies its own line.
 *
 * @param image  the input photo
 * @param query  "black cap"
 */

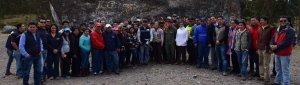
xmin=89 ymin=21 xmax=94 ymax=24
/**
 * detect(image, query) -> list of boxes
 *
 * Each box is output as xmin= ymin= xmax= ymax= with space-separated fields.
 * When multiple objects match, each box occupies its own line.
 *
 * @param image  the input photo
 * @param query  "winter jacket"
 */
xmin=234 ymin=29 xmax=251 ymax=51
xmin=257 ymin=25 xmax=275 ymax=52
xmin=193 ymin=24 xmax=208 ymax=43
xmin=79 ymin=34 xmax=91 ymax=52
xmin=90 ymin=30 xmax=105 ymax=49
xmin=249 ymin=23 xmax=261 ymax=50
xmin=270 ymin=25 xmax=295 ymax=56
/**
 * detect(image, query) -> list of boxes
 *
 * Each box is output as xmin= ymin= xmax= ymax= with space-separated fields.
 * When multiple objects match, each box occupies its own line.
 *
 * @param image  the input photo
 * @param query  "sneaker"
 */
xmin=196 ymin=66 xmax=201 ymax=68
xmin=257 ymin=77 xmax=264 ymax=81
xmin=237 ymin=74 xmax=241 ymax=77
xmin=270 ymin=82 xmax=280 ymax=85
xmin=211 ymin=67 xmax=217 ymax=70
xmin=17 ymin=76 xmax=23 ymax=79
xmin=49 ymin=77 xmax=54 ymax=80
xmin=223 ymin=72 xmax=228 ymax=76
xmin=93 ymin=72 xmax=97 ymax=75
xmin=247 ymin=70 xmax=255 ymax=73
xmin=5 ymin=72 xmax=15 ymax=76
xmin=64 ymin=76 xmax=70 ymax=79
xmin=115 ymin=71 xmax=120 ymax=75
xmin=251 ymin=73 xmax=260 ymax=77
xmin=241 ymin=76 xmax=246 ymax=81
xmin=263 ymin=81 xmax=270 ymax=85
xmin=99 ymin=71 xmax=103 ymax=74
xmin=107 ymin=71 xmax=112 ymax=75
xmin=270 ymin=74 xmax=276 ymax=78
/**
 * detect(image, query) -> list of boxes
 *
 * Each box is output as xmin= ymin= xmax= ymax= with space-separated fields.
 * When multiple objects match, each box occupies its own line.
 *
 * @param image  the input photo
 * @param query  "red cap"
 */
xmin=95 ymin=22 xmax=101 ymax=27
xmin=168 ymin=20 xmax=173 ymax=23
xmin=113 ymin=27 xmax=119 ymax=31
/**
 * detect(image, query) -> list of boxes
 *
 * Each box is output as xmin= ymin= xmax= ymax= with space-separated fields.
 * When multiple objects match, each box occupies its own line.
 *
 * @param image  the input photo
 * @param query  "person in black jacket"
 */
xmin=46 ymin=24 xmax=63 ymax=80
xmin=71 ymin=28 xmax=82 ymax=77
xmin=207 ymin=16 xmax=219 ymax=70
xmin=37 ymin=18 xmax=49 ymax=82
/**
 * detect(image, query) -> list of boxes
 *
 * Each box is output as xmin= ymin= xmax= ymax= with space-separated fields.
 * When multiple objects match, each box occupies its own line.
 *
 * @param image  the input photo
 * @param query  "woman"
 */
xmin=226 ymin=20 xmax=240 ymax=74
xmin=175 ymin=22 xmax=188 ymax=65
xmin=234 ymin=21 xmax=251 ymax=81
xmin=71 ymin=28 xmax=82 ymax=77
xmin=151 ymin=22 xmax=164 ymax=64
xmin=47 ymin=24 xmax=63 ymax=80
xmin=126 ymin=27 xmax=139 ymax=68
xmin=61 ymin=27 xmax=76 ymax=79
xmin=79 ymin=29 xmax=91 ymax=77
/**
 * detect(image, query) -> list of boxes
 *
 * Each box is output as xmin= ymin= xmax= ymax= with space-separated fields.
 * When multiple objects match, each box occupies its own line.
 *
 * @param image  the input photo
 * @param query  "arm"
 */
xmin=90 ymin=32 xmax=103 ymax=48
xmin=160 ymin=30 xmax=164 ymax=45
xmin=185 ymin=29 xmax=188 ymax=42
xmin=137 ymin=28 xmax=141 ymax=42
xmin=47 ymin=35 xmax=54 ymax=52
xmin=19 ymin=34 xmax=29 ymax=57
xmin=247 ymin=31 xmax=252 ymax=51
xmin=276 ymin=29 xmax=295 ymax=50
xmin=11 ymin=34 xmax=19 ymax=51
xmin=193 ymin=27 xmax=198 ymax=44
xmin=150 ymin=28 xmax=153 ymax=42
xmin=58 ymin=35 xmax=63 ymax=52
xmin=219 ymin=26 xmax=229 ymax=43
xmin=115 ymin=33 xmax=120 ymax=49
xmin=79 ymin=36 xmax=87 ymax=51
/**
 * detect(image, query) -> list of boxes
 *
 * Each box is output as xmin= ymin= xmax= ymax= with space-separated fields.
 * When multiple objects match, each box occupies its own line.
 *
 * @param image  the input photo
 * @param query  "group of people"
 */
xmin=4 ymin=14 xmax=295 ymax=85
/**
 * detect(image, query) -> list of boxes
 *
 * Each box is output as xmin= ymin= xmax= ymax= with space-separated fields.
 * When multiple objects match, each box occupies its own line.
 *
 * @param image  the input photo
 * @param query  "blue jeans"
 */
xmin=249 ymin=49 xmax=259 ymax=74
xmin=139 ymin=44 xmax=150 ymax=63
xmin=235 ymin=50 xmax=249 ymax=76
xmin=23 ymin=55 xmax=42 ymax=85
xmin=92 ymin=49 xmax=103 ymax=73
xmin=274 ymin=55 xmax=290 ymax=85
xmin=13 ymin=50 xmax=24 ymax=77
xmin=130 ymin=49 xmax=138 ymax=65
xmin=46 ymin=52 xmax=60 ymax=78
xmin=40 ymin=50 xmax=47 ymax=78
xmin=104 ymin=51 xmax=119 ymax=71
xmin=197 ymin=42 xmax=210 ymax=67
xmin=6 ymin=48 xmax=14 ymax=73
xmin=215 ymin=44 xmax=227 ymax=72
xmin=81 ymin=51 xmax=90 ymax=69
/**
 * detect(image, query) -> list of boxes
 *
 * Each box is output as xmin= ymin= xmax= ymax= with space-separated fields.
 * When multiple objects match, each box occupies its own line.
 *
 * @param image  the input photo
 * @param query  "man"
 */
xmin=11 ymin=23 xmax=26 ymax=79
xmin=137 ymin=19 xmax=153 ymax=65
xmin=45 ymin=19 xmax=51 ymax=31
xmin=102 ymin=24 xmax=120 ymax=74
xmin=257 ymin=16 xmax=276 ymax=84
xmin=88 ymin=21 xmax=95 ymax=33
xmin=186 ymin=18 xmax=196 ymax=65
xmin=151 ymin=22 xmax=164 ymax=64
xmin=80 ymin=23 xmax=87 ymax=33
xmin=37 ymin=18 xmax=48 ymax=82
xmin=249 ymin=16 xmax=260 ymax=77
xmin=207 ymin=16 xmax=218 ymax=70
xmin=212 ymin=16 xmax=229 ymax=76
xmin=115 ymin=26 xmax=127 ymax=69
xmin=270 ymin=16 xmax=295 ymax=85
xmin=90 ymin=22 xmax=105 ymax=75
xmin=164 ymin=20 xmax=177 ymax=64
xmin=194 ymin=17 xmax=209 ymax=69
xmin=59 ymin=21 xmax=69 ymax=33
xmin=5 ymin=28 xmax=17 ymax=76
xmin=100 ymin=20 xmax=106 ymax=32
xmin=71 ymin=19 xmax=77 ymax=29
xmin=19 ymin=22 xmax=44 ymax=85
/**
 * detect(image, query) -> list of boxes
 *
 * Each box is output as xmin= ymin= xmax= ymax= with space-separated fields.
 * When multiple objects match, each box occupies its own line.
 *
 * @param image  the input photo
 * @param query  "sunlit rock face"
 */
xmin=50 ymin=0 xmax=240 ymax=25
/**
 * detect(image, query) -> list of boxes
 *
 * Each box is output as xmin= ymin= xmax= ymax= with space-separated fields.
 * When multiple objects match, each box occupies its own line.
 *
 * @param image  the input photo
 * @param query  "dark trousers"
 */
xmin=272 ymin=57 xmax=276 ymax=75
xmin=187 ymin=39 xmax=196 ymax=64
xmin=249 ymin=49 xmax=259 ymax=74
xmin=227 ymin=54 xmax=231 ymax=67
xmin=227 ymin=49 xmax=240 ymax=73
xmin=61 ymin=52 xmax=71 ymax=76
xmin=162 ymin=43 xmax=167 ymax=61
xmin=119 ymin=50 xmax=126 ymax=69
xmin=152 ymin=42 xmax=162 ymax=63
xmin=71 ymin=53 xmax=81 ymax=75
xmin=177 ymin=46 xmax=186 ymax=62
xmin=46 ymin=52 xmax=60 ymax=78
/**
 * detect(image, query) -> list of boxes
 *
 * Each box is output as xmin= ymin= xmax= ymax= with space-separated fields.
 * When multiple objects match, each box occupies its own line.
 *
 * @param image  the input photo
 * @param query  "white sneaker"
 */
xmin=99 ymin=71 xmax=103 ymax=74
xmin=93 ymin=72 xmax=97 ymax=75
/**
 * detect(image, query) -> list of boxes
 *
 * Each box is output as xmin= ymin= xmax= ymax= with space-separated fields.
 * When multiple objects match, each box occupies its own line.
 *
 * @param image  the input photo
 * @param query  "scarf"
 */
xmin=226 ymin=26 xmax=238 ymax=55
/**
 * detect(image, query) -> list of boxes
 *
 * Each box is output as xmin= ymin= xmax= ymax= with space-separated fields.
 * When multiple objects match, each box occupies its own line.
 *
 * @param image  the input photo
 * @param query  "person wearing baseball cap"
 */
xmin=88 ymin=21 xmax=95 ymax=32
xmin=90 ymin=22 xmax=105 ymax=75
xmin=164 ymin=20 xmax=177 ymax=64
xmin=137 ymin=18 xmax=153 ymax=65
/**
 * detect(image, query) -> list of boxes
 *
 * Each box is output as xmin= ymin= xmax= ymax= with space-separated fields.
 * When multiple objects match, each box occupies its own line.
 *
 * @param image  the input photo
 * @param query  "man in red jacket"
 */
xmin=270 ymin=16 xmax=295 ymax=85
xmin=248 ymin=16 xmax=260 ymax=77
xmin=90 ymin=22 xmax=105 ymax=75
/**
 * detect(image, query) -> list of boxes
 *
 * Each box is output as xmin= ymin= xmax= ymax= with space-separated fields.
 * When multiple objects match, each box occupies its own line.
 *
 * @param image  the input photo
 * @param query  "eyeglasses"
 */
xmin=40 ymin=22 xmax=46 ymax=23
xmin=279 ymin=20 xmax=287 ymax=22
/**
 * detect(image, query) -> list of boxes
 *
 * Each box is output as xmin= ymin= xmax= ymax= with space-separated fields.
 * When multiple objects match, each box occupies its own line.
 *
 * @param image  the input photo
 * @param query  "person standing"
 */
xmin=71 ymin=28 xmax=82 ymax=77
xmin=207 ymin=16 xmax=218 ymax=70
xmin=37 ymin=18 xmax=49 ymax=82
xmin=90 ymin=23 xmax=105 ymax=75
xmin=19 ymin=22 xmax=43 ymax=85
xmin=79 ymin=29 xmax=91 ymax=77
xmin=59 ymin=21 xmax=69 ymax=33
xmin=164 ymin=20 xmax=177 ymax=64
xmin=5 ymin=30 xmax=15 ymax=76
xmin=234 ymin=21 xmax=251 ymax=81
xmin=270 ymin=16 xmax=295 ymax=85
xmin=10 ymin=23 xmax=26 ymax=78
xmin=137 ymin=19 xmax=153 ymax=65
xmin=126 ymin=27 xmax=139 ymax=68
xmin=175 ymin=22 xmax=188 ymax=65
xmin=103 ymin=24 xmax=120 ymax=74
xmin=60 ymin=28 xmax=76 ymax=79
xmin=46 ymin=24 xmax=63 ymax=80
xmin=227 ymin=20 xmax=240 ymax=74
xmin=249 ymin=16 xmax=261 ymax=77
xmin=186 ymin=18 xmax=197 ymax=65
xmin=194 ymin=17 xmax=210 ymax=68
xmin=117 ymin=27 xmax=127 ymax=69
xmin=256 ymin=16 xmax=275 ymax=84
xmin=213 ymin=16 xmax=229 ymax=76
xmin=151 ymin=22 xmax=164 ymax=64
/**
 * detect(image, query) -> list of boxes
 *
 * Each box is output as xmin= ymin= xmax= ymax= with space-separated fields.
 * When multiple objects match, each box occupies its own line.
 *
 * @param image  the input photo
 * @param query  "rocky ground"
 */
xmin=0 ymin=34 xmax=299 ymax=85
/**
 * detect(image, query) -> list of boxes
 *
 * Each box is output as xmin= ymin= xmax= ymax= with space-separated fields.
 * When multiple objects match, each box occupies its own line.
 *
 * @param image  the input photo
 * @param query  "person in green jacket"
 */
xmin=165 ymin=20 xmax=177 ymax=64
xmin=79 ymin=28 xmax=91 ymax=77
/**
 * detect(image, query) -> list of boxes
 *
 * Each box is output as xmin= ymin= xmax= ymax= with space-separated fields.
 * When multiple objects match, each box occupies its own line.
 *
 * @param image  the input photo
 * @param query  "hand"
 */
xmin=194 ymin=44 xmax=197 ymax=47
xmin=208 ymin=44 xmax=212 ymax=48
xmin=101 ymin=45 xmax=105 ymax=49
xmin=216 ymin=41 xmax=220 ymax=45
xmin=161 ymin=44 xmax=163 ymax=47
xmin=116 ymin=49 xmax=120 ymax=52
xmin=121 ymin=48 xmax=125 ymax=51
xmin=256 ymin=50 xmax=259 ymax=54
xmin=140 ymin=42 xmax=143 ymax=44
xmin=135 ymin=45 xmax=138 ymax=48
xmin=39 ymin=51 xmax=42 ymax=55
xmin=268 ymin=50 xmax=273 ymax=54
xmin=62 ymin=54 xmax=67 ymax=58
xmin=53 ymin=49 xmax=58 ymax=54
xmin=17 ymin=49 xmax=20 ymax=52
xmin=27 ymin=55 xmax=31 ymax=58
xmin=73 ymin=55 xmax=77 ymax=58
xmin=270 ymin=45 xmax=277 ymax=51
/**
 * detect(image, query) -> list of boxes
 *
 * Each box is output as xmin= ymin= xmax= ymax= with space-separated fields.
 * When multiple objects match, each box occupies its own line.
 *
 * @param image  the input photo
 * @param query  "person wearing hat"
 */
xmin=103 ymin=24 xmax=121 ymax=74
xmin=71 ymin=19 xmax=78 ymax=31
xmin=19 ymin=22 xmax=44 ymax=85
xmin=60 ymin=27 xmax=76 ymax=78
xmin=59 ymin=21 xmax=70 ymax=33
xmin=88 ymin=21 xmax=95 ymax=33
xmin=137 ymin=19 xmax=153 ymax=65
xmin=90 ymin=22 xmax=105 ymax=75
xmin=194 ymin=17 xmax=210 ymax=69
xmin=116 ymin=26 xmax=127 ymax=70
xmin=164 ymin=20 xmax=177 ymax=64
xmin=185 ymin=18 xmax=197 ymax=65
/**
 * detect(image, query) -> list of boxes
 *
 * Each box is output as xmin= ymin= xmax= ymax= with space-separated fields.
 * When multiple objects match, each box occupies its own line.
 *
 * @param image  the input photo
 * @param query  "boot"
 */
xmin=81 ymin=69 xmax=86 ymax=77
xmin=166 ymin=59 xmax=171 ymax=64
xmin=85 ymin=68 xmax=89 ymax=75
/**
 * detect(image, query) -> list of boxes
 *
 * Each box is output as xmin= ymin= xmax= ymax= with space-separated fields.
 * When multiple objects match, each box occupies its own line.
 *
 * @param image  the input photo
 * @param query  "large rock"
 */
xmin=2 ymin=25 xmax=17 ymax=33
xmin=50 ymin=0 xmax=240 ymax=26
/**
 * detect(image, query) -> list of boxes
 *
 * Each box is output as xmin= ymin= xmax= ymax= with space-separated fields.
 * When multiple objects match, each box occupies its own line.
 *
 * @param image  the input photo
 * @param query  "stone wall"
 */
xmin=50 ymin=0 xmax=240 ymax=26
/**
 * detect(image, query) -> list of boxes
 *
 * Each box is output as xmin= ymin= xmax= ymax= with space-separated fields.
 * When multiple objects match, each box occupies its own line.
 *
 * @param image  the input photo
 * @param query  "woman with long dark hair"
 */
xmin=126 ymin=27 xmax=139 ymax=68
xmin=60 ymin=27 xmax=76 ymax=78
xmin=47 ymin=24 xmax=63 ymax=80
xmin=71 ymin=28 xmax=82 ymax=77
xmin=79 ymin=29 xmax=91 ymax=77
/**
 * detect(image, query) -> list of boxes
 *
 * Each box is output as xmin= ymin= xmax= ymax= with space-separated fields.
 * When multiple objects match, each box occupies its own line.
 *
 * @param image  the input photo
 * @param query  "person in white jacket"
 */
xmin=175 ymin=22 xmax=188 ymax=65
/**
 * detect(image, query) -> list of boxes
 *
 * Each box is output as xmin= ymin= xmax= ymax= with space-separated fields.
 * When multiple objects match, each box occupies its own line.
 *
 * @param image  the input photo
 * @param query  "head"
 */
xmin=72 ymin=21 xmax=77 ymax=27
xmin=238 ymin=21 xmax=247 ymax=30
xmin=46 ymin=19 xmax=51 ymax=25
xmin=28 ymin=22 xmax=38 ymax=33
xmin=260 ymin=16 xmax=269 ymax=26
xmin=100 ymin=20 xmax=106 ymax=26
xmin=61 ymin=21 xmax=69 ymax=28
xmin=38 ymin=18 xmax=46 ymax=27
xmin=49 ymin=24 xmax=59 ymax=33
xmin=179 ymin=22 xmax=184 ymax=27
xmin=207 ymin=18 xmax=212 ymax=25
xmin=210 ymin=16 xmax=217 ymax=23
xmin=230 ymin=16 xmax=236 ymax=22
xmin=142 ymin=20 xmax=149 ymax=27
xmin=16 ymin=23 xmax=25 ymax=32
xmin=153 ymin=22 xmax=159 ymax=29
xmin=172 ymin=14 xmax=177 ymax=20
xmin=188 ymin=18 xmax=195 ymax=26
xmin=200 ymin=17 xmax=206 ymax=25
xmin=83 ymin=28 xmax=90 ymax=35
xmin=250 ymin=16 xmax=259 ymax=25
xmin=133 ymin=24 xmax=138 ymax=30
xmin=195 ymin=18 xmax=201 ymax=25
xmin=95 ymin=22 xmax=102 ymax=30
xmin=105 ymin=24 xmax=112 ymax=32
xmin=71 ymin=28 xmax=80 ymax=36
xmin=63 ymin=28 xmax=71 ymax=36
xmin=279 ymin=16 xmax=288 ymax=27
xmin=129 ymin=27 xmax=135 ymax=34
xmin=230 ymin=19 xmax=239 ymax=28
xmin=89 ymin=21 xmax=95 ymax=28
xmin=159 ymin=21 xmax=165 ymax=28
xmin=217 ymin=16 xmax=224 ymax=25
xmin=167 ymin=20 xmax=174 ymax=27
xmin=80 ymin=23 xmax=87 ymax=31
